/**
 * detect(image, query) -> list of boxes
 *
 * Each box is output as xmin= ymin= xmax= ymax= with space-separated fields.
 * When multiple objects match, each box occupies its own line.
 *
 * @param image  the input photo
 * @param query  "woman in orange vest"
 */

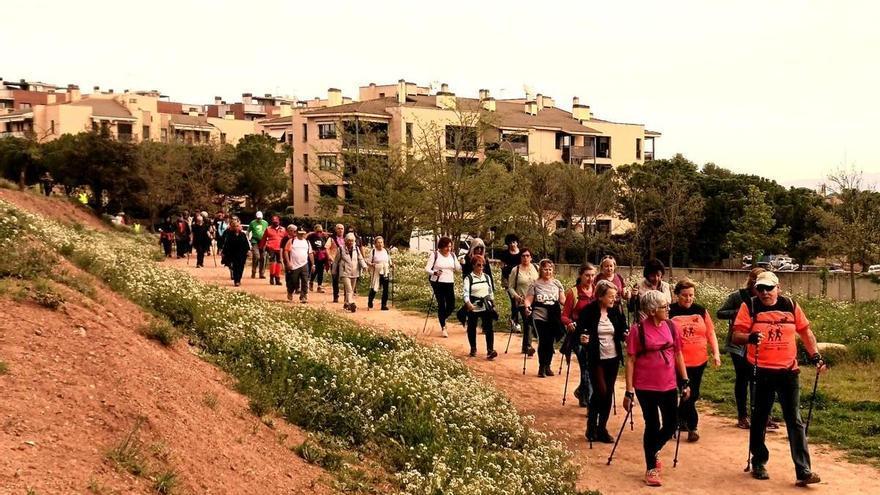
xmin=668 ymin=278 xmax=720 ymax=442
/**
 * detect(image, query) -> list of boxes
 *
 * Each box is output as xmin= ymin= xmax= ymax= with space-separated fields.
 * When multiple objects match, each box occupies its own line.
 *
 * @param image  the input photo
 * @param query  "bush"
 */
xmin=849 ymin=342 xmax=879 ymax=363
xmin=30 ymin=279 xmax=64 ymax=309
xmin=139 ymin=320 xmax=179 ymax=347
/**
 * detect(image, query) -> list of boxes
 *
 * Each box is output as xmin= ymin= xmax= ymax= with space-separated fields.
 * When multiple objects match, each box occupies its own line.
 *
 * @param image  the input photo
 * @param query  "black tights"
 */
xmin=368 ymin=275 xmax=390 ymax=309
xmin=466 ymin=311 xmax=494 ymax=353
xmin=730 ymin=352 xmax=751 ymax=419
xmin=636 ymin=389 xmax=679 ymax=470
xmin=587 ymin=357 xmax=620 ymax=435
xmin=680 ymin=363 xmax=706 ymax=430
xmin=430 ymin=281 xmax=455 ymax=328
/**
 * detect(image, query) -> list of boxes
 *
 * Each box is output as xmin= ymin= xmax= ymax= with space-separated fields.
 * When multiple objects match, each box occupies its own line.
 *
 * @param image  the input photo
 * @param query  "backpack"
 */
xmin=427 ymin=250 xmax=439 ymax=282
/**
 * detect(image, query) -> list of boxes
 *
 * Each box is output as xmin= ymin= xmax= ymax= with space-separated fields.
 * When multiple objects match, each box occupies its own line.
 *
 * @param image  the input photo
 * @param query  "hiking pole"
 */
xmin=673 ymin=387 xmax=686 ymax=468
xmin=562 ymin=346 xmax=573 ymax=405
xmin=558 ymin=334 xmax=567 ymax=376
xmin=607 ymin=406 xmax=633 ymax=465
xmin=522 ymin=314 xmax=534 ymax=375
xmin=745 ymin=341 xmax=761 ymax=472
xmin=422 ymin=292 xmax=435 ymax=335
xmin=805 ymin=363 xmax=822 ymax=436
xmin=505 ymin=307 xmax=519 ymax=354
xmin=613 ymin=388 xmax=617 ymax=416
xmin=390 ymin=266 xmax=395 ymax=308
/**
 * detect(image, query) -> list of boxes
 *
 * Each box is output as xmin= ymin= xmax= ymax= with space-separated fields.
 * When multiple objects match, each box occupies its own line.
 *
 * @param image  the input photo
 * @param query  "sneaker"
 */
xmin=441 ymin=327 xmax=449 ymax=338
xmin=469 ymin=349 xmax=477 ymax=357
xmin=596 ymin=430 xmax=614 ymax=444
xmin=795 ymin=472 xmax=821 ymax=487
xmin=687 ymin=430 xmax=700 ymax=443
xmin=545 ymin=366 xmax=555 ymax=377
xmin=737 ymin=417 xmax=751 ymax=429
xmin=655 ymin=455 xmax=662 ymax=472
xmin=751 ymin=465 xmax=770 ymax=480
xmin=487 ymin=350 xmax=498 ymax=360
xmin=381 ymin=306 xmax=389 ymax=311
xmin=349 ymin=303 xmax=357 ymax=313
xmin=234 ymin=282 xmax=241 ymax=287
xmin=300 ymin=298 xmax=308 ymax=304
xmin=343 ymin=303 xmax=350 ymax=311
xmin=526 ymin=346 xmax=536 ymax=357
xmin=645 ymin=469 xmax=662 ymax=487
xmin=287 ymin=292 xmax=293 ymax=302
xmin=538 ymin=367 xmax=546 ymax=378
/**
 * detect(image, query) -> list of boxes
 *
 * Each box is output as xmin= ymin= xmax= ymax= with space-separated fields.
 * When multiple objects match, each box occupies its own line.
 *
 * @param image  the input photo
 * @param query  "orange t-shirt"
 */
xmin=733 ymin=296 xmax=811 ymax=370
xmin=669 ymin=303 xmax=715 ymax=367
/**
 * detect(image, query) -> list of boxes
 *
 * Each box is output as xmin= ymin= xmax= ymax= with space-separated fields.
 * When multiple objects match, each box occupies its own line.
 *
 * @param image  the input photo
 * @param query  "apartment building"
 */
xmin=280 ymin=80 xmax=659 ymax=222
xmin=0 ymin=79 xmax=259 ymax=145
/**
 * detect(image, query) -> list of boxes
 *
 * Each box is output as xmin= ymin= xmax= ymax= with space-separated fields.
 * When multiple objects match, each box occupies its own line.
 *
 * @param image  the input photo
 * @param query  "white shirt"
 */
xmin=289 ymin=238 xmax=312 ymax=270
xmin=370 ymin=249 xmax=390 ymax=265
xmin=598 ymin=315 xmax=618 ymax=360
xmin=425 ymin=251 xmax=460 ymax=283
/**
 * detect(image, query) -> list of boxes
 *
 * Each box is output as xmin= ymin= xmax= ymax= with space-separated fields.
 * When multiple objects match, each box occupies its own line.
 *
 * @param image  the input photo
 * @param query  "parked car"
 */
xmin=776 ymin=263 xmax=800 ymax=272
xmin=868 ymin=264 xmax=880 ymax=274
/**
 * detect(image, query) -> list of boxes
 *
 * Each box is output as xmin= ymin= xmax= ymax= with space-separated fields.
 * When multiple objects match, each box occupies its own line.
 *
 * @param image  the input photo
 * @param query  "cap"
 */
xmin=297 ymin=227 xmax=307 ymax=233
xmin=754 ymin=271 xmax=779 ymax=288
xmin=255 ymin=211 xmax=263 ymax=219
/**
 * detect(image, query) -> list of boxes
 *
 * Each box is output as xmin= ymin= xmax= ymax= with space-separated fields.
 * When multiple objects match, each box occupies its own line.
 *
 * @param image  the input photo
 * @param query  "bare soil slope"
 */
xmin=0 ymin=188 xmax=109 ymax=232
xmin=181 ymin=260 xmax=880 ymax=495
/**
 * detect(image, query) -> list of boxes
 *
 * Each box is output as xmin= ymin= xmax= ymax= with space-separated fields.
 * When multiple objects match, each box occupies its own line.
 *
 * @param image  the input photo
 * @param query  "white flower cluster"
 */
xmin=0 ymin=200 xmax=578 ymax=495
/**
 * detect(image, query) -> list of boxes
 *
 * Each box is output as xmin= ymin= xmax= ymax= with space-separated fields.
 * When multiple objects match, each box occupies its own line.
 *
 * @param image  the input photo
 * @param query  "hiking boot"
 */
xmin=795 ymin=472 xmax=821 ymax=487
xmin=487 ymin=350 xmax=498 ymax=360
xmin=343 ymin=303 xmax=350 ymax=311
xmin=469 ymin=348 xmax=477 ymax=357
xmin=287 ymin=292 xmax=293 ymax=302
xmin=737 ymin=417 xmax=751 ymax=429
xmin=751 ymin=465 xmax=770 ymax=480
xmin=349 ymin=302 xmax=357 ymax=313
xmin=645 ymin=469 xmax=662 ymax=487
xmin=687 ymin=429 xmax=700 ymax=442
xmin=441 ymin=327 xmax=449 ymax=338
xmin=596 ymin=430 xmax=614 ymax=444
xmin=259 ymin=274 xmax=266 ymax=279
xmin=538 ymin=366 xmax=546 ymax=378
xmin=381 ymin=306 xmax=389 ymax=311
xmin=544 ymin=366 xmax=555 ymax=377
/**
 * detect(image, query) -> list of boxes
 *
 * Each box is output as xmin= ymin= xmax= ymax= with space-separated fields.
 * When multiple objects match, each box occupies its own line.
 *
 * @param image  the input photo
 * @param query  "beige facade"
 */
xmin=278 ymin=81 xmax=659 ymax=222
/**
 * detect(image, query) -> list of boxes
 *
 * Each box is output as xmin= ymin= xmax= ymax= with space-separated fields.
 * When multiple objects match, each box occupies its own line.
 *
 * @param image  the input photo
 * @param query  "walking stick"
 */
xmin=607 ymin=406 xmax=633 ymax=465
xmin=745 ymin=341 xmax=761 ymax=472
xmin=613 ymin=388 xmax=617 ymax=416
xmin=562 ymin=344 xmax=572 ymax=405
xmin=212 ymin=241 xmax=217 ymax=267
xmin=422 ymin=292 xmax=435 ymax=335
xmin=674 ymin=387 xmax=686 ymax=468
xmin=522 ymin=314 xmax=535 ymax=375
xmin=390 ymin=265 xmax=395 ymax=308
xmin=805 ymin=364 xmax=821 ymax=436
xmin=505 ymin=306 xmax=519 ymax=354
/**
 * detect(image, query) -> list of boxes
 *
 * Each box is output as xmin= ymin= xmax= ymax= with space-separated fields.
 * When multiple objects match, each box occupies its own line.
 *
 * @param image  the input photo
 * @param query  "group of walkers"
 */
xmin=426 ymin=235 xmax=827 ymax=488
xmin=160 ymin=211 xmax=394 ymax=311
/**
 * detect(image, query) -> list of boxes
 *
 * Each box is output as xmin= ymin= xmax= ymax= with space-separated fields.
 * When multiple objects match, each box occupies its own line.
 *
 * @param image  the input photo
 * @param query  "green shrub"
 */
xmin=107 ymin=418 xmax=147 ymax=476
xmin=31 ymin=279 xmax=64 ymax=309
xmin=139 ymin=320 xmax=179 ymax=347
xmin=850 ymin=342 xmax=879 ymax=363
xmin=152 ymin=470 xmax=177 ymax=495
xmin=295 ymin=439 xmax=345 ymax=472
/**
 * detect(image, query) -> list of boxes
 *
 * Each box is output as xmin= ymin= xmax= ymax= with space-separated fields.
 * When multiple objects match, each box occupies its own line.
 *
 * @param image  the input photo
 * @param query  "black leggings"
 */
xmin=730 ymin=351 xmax=751 ymax=419
xmin=430 ymin=281 xmax=455 ymax=328
xmin=310 ymin=258 xmax=327 ymax=285
xmin=588 ymin=357 xmax=620 ymax=435
xmin=368 ymin=275 xmax=390 ymax=308
xmin=680 ymin=363 xmax=706 ymax=430
xmin=636 ymin=388 xmax=679 ymax=470
xmin=466 ymin=311 xmax=494 ymax=353
xmin=534 ymin=319 xmax=557 ymax=368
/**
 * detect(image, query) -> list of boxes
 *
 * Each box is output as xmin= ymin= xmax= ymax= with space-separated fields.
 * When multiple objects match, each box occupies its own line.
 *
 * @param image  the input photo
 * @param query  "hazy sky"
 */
xmin=5 ymin=0 xmax=879 ymax=185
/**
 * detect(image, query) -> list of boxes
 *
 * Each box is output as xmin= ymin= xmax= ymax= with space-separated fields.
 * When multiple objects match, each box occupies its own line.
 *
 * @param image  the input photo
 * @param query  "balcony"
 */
xmin=562 ymin=145 xmax=595 ymax=163
xmin=243 ymin=104 xmax=267 ymax=115
xmin=0 ymin=131 xmax=28 ymax=139
xmin=500 ymin=141 xmax=528 ymax=156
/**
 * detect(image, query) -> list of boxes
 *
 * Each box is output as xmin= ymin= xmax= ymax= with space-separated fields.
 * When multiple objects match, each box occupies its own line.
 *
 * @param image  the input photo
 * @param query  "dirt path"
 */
xmin=175 ymin=259 xmax=880 ymax=494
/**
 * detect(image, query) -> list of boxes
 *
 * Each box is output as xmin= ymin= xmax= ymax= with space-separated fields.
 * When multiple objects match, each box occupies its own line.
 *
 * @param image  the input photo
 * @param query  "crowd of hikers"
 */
xmin=158 ymin=221 xmax=828 ymax=488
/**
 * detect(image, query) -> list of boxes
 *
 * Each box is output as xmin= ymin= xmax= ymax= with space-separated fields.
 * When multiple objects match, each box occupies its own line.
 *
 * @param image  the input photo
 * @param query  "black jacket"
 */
xmin=576 ymin=300 xmax=628 ymax=364
xmin=221 ymin=231 xmax=250 ymax=265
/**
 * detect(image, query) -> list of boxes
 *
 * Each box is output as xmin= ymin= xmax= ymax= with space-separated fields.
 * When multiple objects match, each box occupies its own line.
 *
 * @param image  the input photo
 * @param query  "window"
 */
xmin=143 ymin=125 xmax=150 ymax=140
xmin=303 ymin=184 xmax=310 ymax=203
xmin=636 ymin=138 xmax=642 ymax=160
xmin=319 ymin=185 xmax=337 ymax=198
xmin=318 ymin=122 xmax=336 ymax=139
xmin=318 ymin=155 xmax=338 ymax=170
xmin=302 ymin=123 xmax=308 ymax=141
xmin=194 ymin=131 xmax=201 ymax=143
xmin=406 ymin=122 xmax=413 ymax=147
xmin=555 ymin=132 xmax=572 ymax=150
xmin=597 ymin=137 xmax=611 ymax=158
xmin=445 ymin=125 xmax=478 ymax=151
xmin=161 ymin=128 xmax=168 ymax=142
xmin=20 ymin=102 xmax=31 ymax=109
xmin=303 ymin=153 xmax=309 ymax=171
xmin=596 ymin=219 xmax=612 ymax=234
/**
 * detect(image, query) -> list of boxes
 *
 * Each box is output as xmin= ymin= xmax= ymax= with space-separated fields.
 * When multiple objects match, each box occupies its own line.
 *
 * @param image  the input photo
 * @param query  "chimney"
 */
xmin=482 ymin=97 xmax=496 ymax=112
xmin=328 ymin=88 xmax=343 ymax=106
xmin=524 ymin=100 xmax=537 ymax=116
xmin=544 ymin=95 xmax=555 ymax=108
xmin=397 ymin=79 xmax=407 ymax=104
xmin=572 ymin=96 xmax=591 ymax=121
xmin=93 ymin=86 xmax=100 ymax=92
xmin=342 ymin=97 xmax=352 ymax=104
xmin=536 ymin=94 xmax=544 ymax=112
xmin=436 ymin=90 xmax=456 ymax=110
xmin=264 ymin=93 xmax=272 ymax=97
xmin=440 ymin=83 xmax=449 ymax=93
xmin=478 ymin=89 xmax=489 ymax=100
xmin=108 ymin=89 xmax=114 ymax=94
xmin=214 ymin=96 xmax=222 ymax=104
xmin=67 ymin=84 xmax=81 ymax=102
xmin=242 ymin=92 xmax=252 ymax=104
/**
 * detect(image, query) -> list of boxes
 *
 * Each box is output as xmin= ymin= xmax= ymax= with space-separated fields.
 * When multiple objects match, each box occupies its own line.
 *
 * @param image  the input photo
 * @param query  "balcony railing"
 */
xmin=562 ymin=145 xmax=595 ymax=163
xmin=500 ymin=141 xmax=528 ymax=156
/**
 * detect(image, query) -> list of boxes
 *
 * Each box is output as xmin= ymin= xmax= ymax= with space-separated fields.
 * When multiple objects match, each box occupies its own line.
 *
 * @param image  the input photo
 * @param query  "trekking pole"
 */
xmin=673 ymin=387 xmax=686 ymax=468
xmin=630 ymin=401 xmax=635 ymax=431
xmin=607 ymin=406 xmax=633 ymax=465
xmin=522 ymin=314 xmax=534 ymax=375
xmin=562 ymin=345 xmax=572 ymax=405
xmin=390 ymin=266 xmax=395 ymax=308
xmin=558 ymin=333 xmax=567 ymax=376
xmin=422 ymin=292 xmax=435 ymax=335
xmin=613 ymin=388 xmax=617 ymax=416
xmin=805 ymin=364 xmax=822 ymax=436
xmin=745 ymin=341 xmax=760 ymax=472
xmin=505 ymin=306 xmax=519 ymax=354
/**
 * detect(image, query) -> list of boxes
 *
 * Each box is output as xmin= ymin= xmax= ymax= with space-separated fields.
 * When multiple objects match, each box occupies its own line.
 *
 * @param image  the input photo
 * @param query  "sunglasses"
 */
xmin=756 ymin=285 xmax=776 ymax=293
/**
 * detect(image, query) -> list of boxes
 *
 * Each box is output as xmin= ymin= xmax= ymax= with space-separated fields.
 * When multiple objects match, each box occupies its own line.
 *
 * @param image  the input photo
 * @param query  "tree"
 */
xmin=812 ymin=169 xmax=880 ymax=301
xmin=233 ymin=134 xmax=287 ymax=210
xmin=724 ymin=184 xmax=789 ymax=268
xmin=567 ymin=166 xmax=619 ymax=264
xmin=0 ymin=134 xmax=42 ymax=189
xmin=518 ymin=162 xmax=566 ymax=258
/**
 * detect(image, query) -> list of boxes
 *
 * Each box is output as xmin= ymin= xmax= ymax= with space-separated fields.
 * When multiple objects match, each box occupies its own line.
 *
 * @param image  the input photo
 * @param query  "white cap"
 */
xmin=255 ymin=211 xmax=263 ymax=219
xmin=755 ymin=271 xmax=779 ymax=288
